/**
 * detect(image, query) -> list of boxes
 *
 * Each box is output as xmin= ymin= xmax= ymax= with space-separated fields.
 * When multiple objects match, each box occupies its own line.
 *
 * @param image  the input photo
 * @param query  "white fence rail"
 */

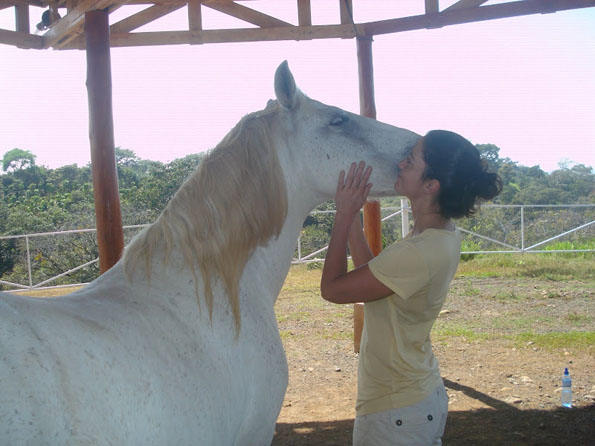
xmin=1 ymin=204 xmax=593 ymax=291
xmin=295 ymin=203 xmax=595 ymax=263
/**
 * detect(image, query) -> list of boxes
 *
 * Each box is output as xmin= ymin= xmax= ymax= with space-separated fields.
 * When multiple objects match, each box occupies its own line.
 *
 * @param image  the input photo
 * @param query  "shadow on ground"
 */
xmin=274 ymin=380 xmax=595 ymax=445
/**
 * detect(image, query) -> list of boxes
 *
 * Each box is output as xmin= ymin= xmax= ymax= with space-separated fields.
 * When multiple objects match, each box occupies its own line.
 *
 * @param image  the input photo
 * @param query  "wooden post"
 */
xmin=340 ymin=0 xmax=353 ymax=25
xmin=15 ymin=5 xmax=29 ymax=34
xmin=85 ymin=9 xmax=124 ymax=274
xmin=354 ymin=36 xmax=382 ymax=353
xmin=188 ymin=0 xmax=202 ymax=31
xmin=297 ymin=0 xmax=312 ymax=26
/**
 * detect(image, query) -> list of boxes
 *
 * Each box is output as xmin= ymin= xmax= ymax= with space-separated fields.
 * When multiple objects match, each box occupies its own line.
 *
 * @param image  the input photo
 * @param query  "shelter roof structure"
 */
xmin=2 ymin=0 xmax=594 ymax=50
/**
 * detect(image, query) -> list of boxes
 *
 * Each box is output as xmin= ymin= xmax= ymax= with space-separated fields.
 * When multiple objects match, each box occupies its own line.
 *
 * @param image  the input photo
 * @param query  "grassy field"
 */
xmin=284 ymin=253 xmax=594 ymax=351
xmin=10 ymin=253 xmax=594 ymax=354
xmin=456 ymin=252 xmax=594 ymax=281
xmin=7 ymin=253 xmax=594 ymax=444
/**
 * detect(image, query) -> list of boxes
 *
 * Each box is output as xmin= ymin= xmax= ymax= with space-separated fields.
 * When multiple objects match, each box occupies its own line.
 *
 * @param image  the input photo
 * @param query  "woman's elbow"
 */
xmin=320 ymin=282 xmax=332 ymax=302
xmin=320 ymin=281 xmax=343 ymax=304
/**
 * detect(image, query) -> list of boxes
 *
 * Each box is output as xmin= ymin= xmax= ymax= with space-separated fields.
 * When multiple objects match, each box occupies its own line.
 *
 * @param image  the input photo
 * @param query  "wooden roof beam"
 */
xmin=444 ymin=0 xmax=489 ymax=12
xmin=124 ymin=0 xmax=256 ymax=3
xmin=102 ymin=22 xmax=360 ymax=48
xmin=110 ymin=3 xmax=184 ymax=34
xmin=41 ymin=0 xmax=129 ymax=48
xmin=0 ymin=1 xmax=44 ymax=7
xmin=340 ymin=0 xmax=353 ymax=24
xmin=46 ymin=0 xmax=595 ymax=49
xmin=15 ymin=4 xmax=30 ymax=33
xmin=188 ymin=0 xmax=202 ymax=31
xmin=0 ymin=27 xmax=43 ymax=48
xmin=425 ymin=0 xmax=439 ymax=14
xmin=297 ymin=0 xmax=311 ymax=26
xmin=364 ymin=0 xmax=595 ymax=35
xmin=202 ymin=1 xmax=293 ymax=28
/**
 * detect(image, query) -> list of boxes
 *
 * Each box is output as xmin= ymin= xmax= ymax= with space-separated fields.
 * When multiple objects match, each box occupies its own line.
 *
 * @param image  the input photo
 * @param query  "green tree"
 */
xmin=0 ymin=199 xmax=17 ymax=277
xmin=476 ymin=143 xmax=502 ymax=172
xmin=2 ymin=148 xmax=36 ymax=172
xmin=548 ymin=164 xmax=594 ymax=203
xmin=115 ymin=147 xmax=139 ymax=167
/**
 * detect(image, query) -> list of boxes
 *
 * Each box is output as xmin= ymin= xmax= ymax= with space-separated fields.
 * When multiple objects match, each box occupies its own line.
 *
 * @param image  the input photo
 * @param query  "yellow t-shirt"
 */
xmin=356 ymin=228 xmax=462 ymax=416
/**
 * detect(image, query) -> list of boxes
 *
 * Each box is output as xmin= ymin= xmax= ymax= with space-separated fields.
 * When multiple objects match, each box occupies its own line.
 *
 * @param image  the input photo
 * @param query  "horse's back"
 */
xmin=0 ymin=292 xmax=75 ymax=444
xmin=0 ymin=283 xmax=285 ymax=445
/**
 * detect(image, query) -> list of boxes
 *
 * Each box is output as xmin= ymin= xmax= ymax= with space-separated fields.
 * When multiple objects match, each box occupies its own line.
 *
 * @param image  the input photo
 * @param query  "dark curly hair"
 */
xmin=422 ymin=130 xmax=502 ymax=219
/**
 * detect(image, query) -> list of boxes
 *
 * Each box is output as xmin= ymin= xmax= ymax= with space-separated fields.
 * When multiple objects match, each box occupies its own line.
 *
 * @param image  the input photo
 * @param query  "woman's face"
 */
xmin=394 ymin=138 xmax=427 ymax=198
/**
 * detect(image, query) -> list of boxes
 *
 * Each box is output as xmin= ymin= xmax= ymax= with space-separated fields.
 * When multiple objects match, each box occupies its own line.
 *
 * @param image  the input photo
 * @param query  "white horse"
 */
xmin=0 ymin=61 xmax=419 ymax=445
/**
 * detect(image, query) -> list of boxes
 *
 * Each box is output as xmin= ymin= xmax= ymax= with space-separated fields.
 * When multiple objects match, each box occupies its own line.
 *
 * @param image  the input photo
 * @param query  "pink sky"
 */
xmin=1 ymin=2 xmax=594 ymax=172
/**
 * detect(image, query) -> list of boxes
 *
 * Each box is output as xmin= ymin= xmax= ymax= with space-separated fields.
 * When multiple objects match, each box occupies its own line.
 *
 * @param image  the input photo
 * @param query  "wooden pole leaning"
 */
xmin=354 ymin=36 xmax=383 ymax=353
xmin=85 ymin=10 xmax=124 ymax=274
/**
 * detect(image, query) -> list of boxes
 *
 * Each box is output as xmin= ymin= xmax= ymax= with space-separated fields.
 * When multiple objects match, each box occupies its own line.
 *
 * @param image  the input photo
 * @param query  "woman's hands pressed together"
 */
xmin=335 ymin=161 xmax=373 ymax=221
xmin=320 ymin=161 xmax=393 ymax=304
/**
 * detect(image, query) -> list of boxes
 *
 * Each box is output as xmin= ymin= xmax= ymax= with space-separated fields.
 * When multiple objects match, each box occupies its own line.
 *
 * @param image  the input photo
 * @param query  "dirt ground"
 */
xmin=272 ymin=271 xmax=595 ymax=445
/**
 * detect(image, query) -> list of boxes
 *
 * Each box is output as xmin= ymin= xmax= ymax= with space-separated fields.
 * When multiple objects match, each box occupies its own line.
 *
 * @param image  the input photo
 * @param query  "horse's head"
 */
xmin=271 ymin=61 xmax=420 ymax=203
xmin=125 ymin=63 xmax=421 ymax=335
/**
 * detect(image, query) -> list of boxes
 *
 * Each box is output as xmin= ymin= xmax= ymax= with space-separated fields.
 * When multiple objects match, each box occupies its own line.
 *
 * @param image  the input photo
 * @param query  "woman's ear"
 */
xmin=425 ymin=178 xmax=441 ymax=195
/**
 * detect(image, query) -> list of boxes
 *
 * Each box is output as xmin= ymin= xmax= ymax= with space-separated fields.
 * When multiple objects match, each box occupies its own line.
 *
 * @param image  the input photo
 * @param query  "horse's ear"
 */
xmin=274 ymin=60 xmax=297 ymax=109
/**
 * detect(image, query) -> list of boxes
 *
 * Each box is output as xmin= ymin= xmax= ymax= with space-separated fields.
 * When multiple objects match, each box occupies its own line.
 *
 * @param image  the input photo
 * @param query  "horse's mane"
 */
xmin=124 ymin=103 xmax=288 ymax=333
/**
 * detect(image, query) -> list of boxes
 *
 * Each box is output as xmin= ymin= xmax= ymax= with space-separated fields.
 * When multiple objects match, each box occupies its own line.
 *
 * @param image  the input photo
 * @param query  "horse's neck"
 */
xmin=132 ymin=191 xmax=317 ymax=312
xmin=243 ymin=196 xmax=313 ymax=301
xmin=240 ymin=166 xmax=325 ymax=303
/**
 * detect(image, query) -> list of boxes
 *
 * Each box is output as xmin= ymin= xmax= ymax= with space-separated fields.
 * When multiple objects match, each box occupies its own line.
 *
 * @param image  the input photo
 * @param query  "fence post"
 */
xmin=401 ymin=198 xmax=410 ymax=238
xmin=25 ymin=235 xmax=33 ymax=288
xmin=521 ymin=206 xmax=525 ymax=253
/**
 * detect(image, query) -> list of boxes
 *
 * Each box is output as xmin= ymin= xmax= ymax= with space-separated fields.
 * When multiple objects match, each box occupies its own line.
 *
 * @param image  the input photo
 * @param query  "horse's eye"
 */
xmin=330 ymin=115 xmax=348 ymax=126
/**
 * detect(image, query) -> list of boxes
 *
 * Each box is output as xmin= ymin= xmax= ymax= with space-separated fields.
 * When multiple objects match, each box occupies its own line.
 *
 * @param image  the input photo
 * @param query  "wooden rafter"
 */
xmin=340 ymin=0 xmax=353 ymax=25
xmin=110 ymin=0 xmax=595 ymax=49
xmin=188 ymin=0 xmax=202 ymax=31
xmin=0 ymin=0 xmax=594 ymax=50
xmin=425 ymin=0 xmax=439 ymax=14
xmin=110 ymin=4 xmax=184 ymax=34
xmin=297 ymin=0 xmax=311 ymax=27
xmin=0 ymin=27 xmax=42 ymax=48
xmin=444 ymin=0 xmax=489 ymax=12
xmin=41 ymin=0 xmax=127 ymax=48
xmin=202 ymin=1 xmax=293 ymax=28
xmin=15 ymin=4 xmax=29 ymax=33
xmin=103 ymin=23 xmax=359 ymax=48
xmin=0 ymin=0 xmax=44 ymax=7
xmin=364 ymin=0 xmax=595 ymax=36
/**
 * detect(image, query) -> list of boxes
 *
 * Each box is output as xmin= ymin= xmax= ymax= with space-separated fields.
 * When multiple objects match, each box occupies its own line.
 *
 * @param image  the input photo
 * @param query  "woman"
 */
xmin=320 ymin=130 xmax=502 ymax=445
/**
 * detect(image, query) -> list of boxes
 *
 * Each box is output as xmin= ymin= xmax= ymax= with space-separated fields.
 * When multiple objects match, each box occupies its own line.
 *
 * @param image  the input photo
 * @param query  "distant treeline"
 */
xmin=0 ymin=145 xmax=593 ymax=287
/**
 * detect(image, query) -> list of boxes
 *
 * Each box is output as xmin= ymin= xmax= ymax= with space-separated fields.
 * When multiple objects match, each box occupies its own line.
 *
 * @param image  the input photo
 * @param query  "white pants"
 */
xmin=353 ymin=383 xmax=448 ymax=446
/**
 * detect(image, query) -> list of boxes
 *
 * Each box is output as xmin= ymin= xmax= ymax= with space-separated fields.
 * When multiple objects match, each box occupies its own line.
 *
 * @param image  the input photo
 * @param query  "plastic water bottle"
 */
xmin=561 ymin=368 xmax=572 ymax=408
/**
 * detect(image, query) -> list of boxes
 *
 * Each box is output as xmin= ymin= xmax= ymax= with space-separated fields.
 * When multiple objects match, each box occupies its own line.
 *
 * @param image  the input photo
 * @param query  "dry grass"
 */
xmin=8 ymin=286 xmax=82 ymax=298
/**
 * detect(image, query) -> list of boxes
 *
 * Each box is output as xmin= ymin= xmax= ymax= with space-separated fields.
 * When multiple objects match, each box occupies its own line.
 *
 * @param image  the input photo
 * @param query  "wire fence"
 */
xmin=1 ymin=204 xmax=593 ymax=291
xmin=296 ymin=203 xmax=595 ymax=263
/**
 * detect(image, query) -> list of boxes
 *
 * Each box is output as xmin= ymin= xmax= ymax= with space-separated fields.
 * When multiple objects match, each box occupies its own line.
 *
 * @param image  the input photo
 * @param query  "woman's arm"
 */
xmin=347 ymin=215 xmax=374 ymax=268
xmin=320 ymin=162 xmax=393 ymax=304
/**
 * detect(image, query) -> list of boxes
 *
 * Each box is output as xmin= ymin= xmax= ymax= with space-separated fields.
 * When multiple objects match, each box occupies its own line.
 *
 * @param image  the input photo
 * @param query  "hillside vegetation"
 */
xmin=1 ymin=144 xmax=593 ymax=288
